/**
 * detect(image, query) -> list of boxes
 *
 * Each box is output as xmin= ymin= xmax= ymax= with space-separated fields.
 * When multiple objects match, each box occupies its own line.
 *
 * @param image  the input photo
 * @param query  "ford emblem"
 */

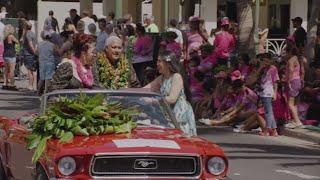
xmin=134 ymin=159 xmax=158 ymax=169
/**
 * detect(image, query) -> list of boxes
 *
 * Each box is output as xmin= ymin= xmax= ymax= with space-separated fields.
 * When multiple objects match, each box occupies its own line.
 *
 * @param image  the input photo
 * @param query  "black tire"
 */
xmin=0 ymin=158 xmax=8 ymax=180
xmin=35 ymin=165 xmax=49 ymax=180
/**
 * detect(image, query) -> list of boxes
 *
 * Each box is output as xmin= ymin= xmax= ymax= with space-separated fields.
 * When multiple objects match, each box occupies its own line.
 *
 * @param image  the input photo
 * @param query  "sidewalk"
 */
xmin=284 ymin=126 xmax=320 ymax=144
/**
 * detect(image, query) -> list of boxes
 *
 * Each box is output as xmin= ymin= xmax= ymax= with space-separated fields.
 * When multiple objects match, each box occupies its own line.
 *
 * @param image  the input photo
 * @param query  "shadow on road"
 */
xmin=278 ymin=162 xmax=320 ymax=167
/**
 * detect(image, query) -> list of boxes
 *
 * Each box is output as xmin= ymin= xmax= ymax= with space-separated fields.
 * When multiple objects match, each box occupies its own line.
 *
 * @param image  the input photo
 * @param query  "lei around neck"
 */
xmin=97 ymin=53 xmax=130 ymax=89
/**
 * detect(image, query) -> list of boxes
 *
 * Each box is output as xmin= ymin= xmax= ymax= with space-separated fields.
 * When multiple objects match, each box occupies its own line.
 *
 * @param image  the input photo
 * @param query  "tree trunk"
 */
xmin=237 ymin=0 xmax=254 ymax=54
xmin=307 ymin=0 xmax=320 ymax=61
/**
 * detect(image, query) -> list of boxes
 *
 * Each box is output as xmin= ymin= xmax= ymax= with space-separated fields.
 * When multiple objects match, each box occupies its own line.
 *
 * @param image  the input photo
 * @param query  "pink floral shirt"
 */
xmin=214 ymin=31 xmax=236 ymax=59
xmin=133 ymin=35 xmax=153 ymax=63
xmin=260 ymin=65 xmax=280 ymax=97
xmin=166 ymin=42 xmax=182 ymax=58
xmin=189 ymin=67 xmax=204 ymax=101
xmin=235 ymin=87 xmax=258 ymax=111
xmin=198 ymin=54 xmax=217 ymax=76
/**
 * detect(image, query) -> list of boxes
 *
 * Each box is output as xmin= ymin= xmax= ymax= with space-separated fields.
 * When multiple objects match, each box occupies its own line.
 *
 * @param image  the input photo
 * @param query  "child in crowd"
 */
xmin=238 ymin=53 xmax=252 ymax=80
xmin=256 ymin=53 xmax=280 ymax=136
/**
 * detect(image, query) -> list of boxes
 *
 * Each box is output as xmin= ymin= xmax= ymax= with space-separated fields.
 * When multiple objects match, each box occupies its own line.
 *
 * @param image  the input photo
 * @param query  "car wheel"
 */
xmin=35 ymin=166 xmax=48 ymax=180
xmin=0 ymin=158 xmax=8 ymax=180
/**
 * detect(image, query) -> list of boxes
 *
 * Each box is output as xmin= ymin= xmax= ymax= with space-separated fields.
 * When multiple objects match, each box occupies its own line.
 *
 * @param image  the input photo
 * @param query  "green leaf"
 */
xmin=71 ymin=126 xmax=89 ymax=136
xmin=86 ymin=94 xmax=104 ymax=108
xmin=65 ymin=119 xmax=74 ymax=129
xmin=31 ymin=136 xmax=49 ymax=163
xmin=59 ymin=132 xmax=74 ymax=143
xmin=26 ymin=135 xmax=41 ymax=150
xmin=44 ymin=121 xmax=54 ymax=132
xmin=69 ymin=103 xmax=86 ymax=112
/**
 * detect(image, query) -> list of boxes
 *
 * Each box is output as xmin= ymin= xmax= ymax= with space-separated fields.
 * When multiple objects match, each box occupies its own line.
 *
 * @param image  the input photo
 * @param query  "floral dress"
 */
xmin=160 ymin=76 xmax=197 ymax=136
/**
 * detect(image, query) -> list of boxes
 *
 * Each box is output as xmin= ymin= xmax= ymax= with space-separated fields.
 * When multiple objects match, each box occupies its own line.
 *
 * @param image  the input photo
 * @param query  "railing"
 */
xmin=265 ymin=38 xmax=286 ymax=56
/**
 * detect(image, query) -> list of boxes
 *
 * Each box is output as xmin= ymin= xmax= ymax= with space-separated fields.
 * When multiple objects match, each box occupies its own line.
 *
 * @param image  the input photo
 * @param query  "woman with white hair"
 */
xmin=2 ymin=24 xmax=19 ymax=90
xmin=93 ymin=35 xmax=140 ymax=89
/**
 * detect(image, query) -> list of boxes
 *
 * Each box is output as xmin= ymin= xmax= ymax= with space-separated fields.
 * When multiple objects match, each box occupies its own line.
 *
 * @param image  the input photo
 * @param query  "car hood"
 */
xmin=46 ymin=127 xmax=224 ymax=157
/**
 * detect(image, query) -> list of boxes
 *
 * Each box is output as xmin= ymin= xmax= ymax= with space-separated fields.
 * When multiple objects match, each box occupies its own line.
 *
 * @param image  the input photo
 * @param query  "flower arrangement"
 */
xmin=97 ymin=53 xmax=130 ymax=89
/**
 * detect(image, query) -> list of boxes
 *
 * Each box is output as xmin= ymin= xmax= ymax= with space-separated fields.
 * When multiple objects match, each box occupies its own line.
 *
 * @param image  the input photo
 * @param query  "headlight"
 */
xmin=207 ymin=157 xmax=226 ymax=175
xmin=58 ymin=156 xmax=76 ymax=176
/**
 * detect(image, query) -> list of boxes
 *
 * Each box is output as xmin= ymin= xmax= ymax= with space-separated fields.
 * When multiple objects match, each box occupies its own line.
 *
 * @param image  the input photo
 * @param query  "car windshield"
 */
xmin=44 ymin=92 xmax=177 ymax=129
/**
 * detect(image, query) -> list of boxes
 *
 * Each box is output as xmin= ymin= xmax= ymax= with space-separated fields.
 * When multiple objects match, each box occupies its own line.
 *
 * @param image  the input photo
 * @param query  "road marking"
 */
xmin=275 ymin=169 xmax=320 ymax=179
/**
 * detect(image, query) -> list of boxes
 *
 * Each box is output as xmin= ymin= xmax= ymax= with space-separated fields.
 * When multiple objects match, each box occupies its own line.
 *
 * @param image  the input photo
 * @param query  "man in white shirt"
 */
xmin=80 ymin=9 xmax=95 ymax=35
xmin=145 ymin=15 xmax=159 ymax=33
xmin=167 ymin=19 xmax=183 ymax=48
xmin=0 ymin=7 xmax=7 ymax=19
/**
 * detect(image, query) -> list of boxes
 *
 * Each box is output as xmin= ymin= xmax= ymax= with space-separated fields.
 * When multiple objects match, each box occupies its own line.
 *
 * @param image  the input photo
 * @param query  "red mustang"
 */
xmin=0 ymin=90 xmax=228 ymax=180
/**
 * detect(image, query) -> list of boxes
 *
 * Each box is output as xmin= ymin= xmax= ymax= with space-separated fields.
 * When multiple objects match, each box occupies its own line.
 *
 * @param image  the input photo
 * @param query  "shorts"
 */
xmin=23 ymin=53 xmax=38 ymax=72
xmin=4 ymin=57 xmax=16 ymax=64
xmin=39 ymin=61 xmax=56 ymax=80
xmin=288 ymin=79 xmax=301 ymax=97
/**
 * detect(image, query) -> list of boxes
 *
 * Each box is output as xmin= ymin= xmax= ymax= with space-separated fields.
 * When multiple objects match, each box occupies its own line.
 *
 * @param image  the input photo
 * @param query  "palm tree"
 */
xmin=237 ymin=0 xmax=254 ymax=54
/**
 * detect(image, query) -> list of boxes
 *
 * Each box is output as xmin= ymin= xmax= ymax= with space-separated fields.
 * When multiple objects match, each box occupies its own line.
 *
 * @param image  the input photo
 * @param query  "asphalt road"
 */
xmin=0 ymin=89 xmax=319 ymax=180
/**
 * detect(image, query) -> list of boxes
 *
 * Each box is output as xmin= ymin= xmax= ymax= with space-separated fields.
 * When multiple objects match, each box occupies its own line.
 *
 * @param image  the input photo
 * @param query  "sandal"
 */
xmin=259 ymin=130 xmax=270 ymax=136
xmin=269 ymin=129 xmax=278 ymax=136
xmin=199 ymin=119 xmax=213 ymax=126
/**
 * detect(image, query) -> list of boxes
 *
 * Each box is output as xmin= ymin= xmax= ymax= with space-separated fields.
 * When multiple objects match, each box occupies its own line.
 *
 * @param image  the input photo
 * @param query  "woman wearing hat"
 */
xmin=214 ymin=18 xmax=236 ymax=65
xmin=200 ymin=70 xmax=258 ymax=126
xmin=144 ymin=50 xmax=197 ymax=136
xmin=186 ymin=17 xmax=207 ymax=66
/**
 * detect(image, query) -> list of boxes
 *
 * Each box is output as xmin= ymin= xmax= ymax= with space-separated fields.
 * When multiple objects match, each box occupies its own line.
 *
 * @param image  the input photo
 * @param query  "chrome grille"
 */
xmin=91 ymin=155 xmax=201 ymax=177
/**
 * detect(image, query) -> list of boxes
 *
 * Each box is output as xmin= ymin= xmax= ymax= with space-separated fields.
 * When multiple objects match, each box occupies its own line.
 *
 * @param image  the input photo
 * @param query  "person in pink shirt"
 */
xmin=238 ymin=53 xmax=252 ymax=80
xmin=165 ymin=31 xmax=182 ymax=59
xmin=188 ymin=55 xmax=205 ymax=102
xmin=256 ymin=53 xmax=280 ymax=136
xmin=197 ymin=43 xmax=216 ymax=77
xmin=200 ymin=70 xmax=258 ymax=126
xmin=132 ymin=23 xmax=154 ymax=84
xmin=214 ymin=18 xmax=236 ymax=65
xmin=185 ymin=16 xmax=206 ymax=68
xmin=283 ymin=42 xmax=303 ymax=128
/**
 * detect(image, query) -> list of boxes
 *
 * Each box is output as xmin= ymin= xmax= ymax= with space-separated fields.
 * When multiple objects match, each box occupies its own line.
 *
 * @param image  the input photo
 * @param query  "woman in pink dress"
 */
xmin=185 ymin=17 xmax=206 ymax=68
xmin=284 ymin=43 xmax=303 ymax=128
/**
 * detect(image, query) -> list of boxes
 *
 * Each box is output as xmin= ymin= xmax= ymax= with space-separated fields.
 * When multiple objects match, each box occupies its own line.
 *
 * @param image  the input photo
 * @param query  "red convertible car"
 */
xmin=0 ymin=90 xmax=228 ymax=180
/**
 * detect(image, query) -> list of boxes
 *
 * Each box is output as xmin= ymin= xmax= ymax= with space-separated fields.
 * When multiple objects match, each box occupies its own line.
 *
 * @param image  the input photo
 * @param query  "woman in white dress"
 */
xmin=144 ymin=51 xmax=197 ymax=136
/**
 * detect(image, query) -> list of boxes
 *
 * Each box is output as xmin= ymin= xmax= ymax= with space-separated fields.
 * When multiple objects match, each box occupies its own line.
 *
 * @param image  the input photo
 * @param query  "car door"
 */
xmin=5 ymin=124 xmax=34 ymax=180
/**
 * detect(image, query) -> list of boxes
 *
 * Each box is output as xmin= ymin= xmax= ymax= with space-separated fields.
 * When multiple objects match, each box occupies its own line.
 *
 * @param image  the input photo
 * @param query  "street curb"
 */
xmin=283 ymin=128 xmax=320 ymax=144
